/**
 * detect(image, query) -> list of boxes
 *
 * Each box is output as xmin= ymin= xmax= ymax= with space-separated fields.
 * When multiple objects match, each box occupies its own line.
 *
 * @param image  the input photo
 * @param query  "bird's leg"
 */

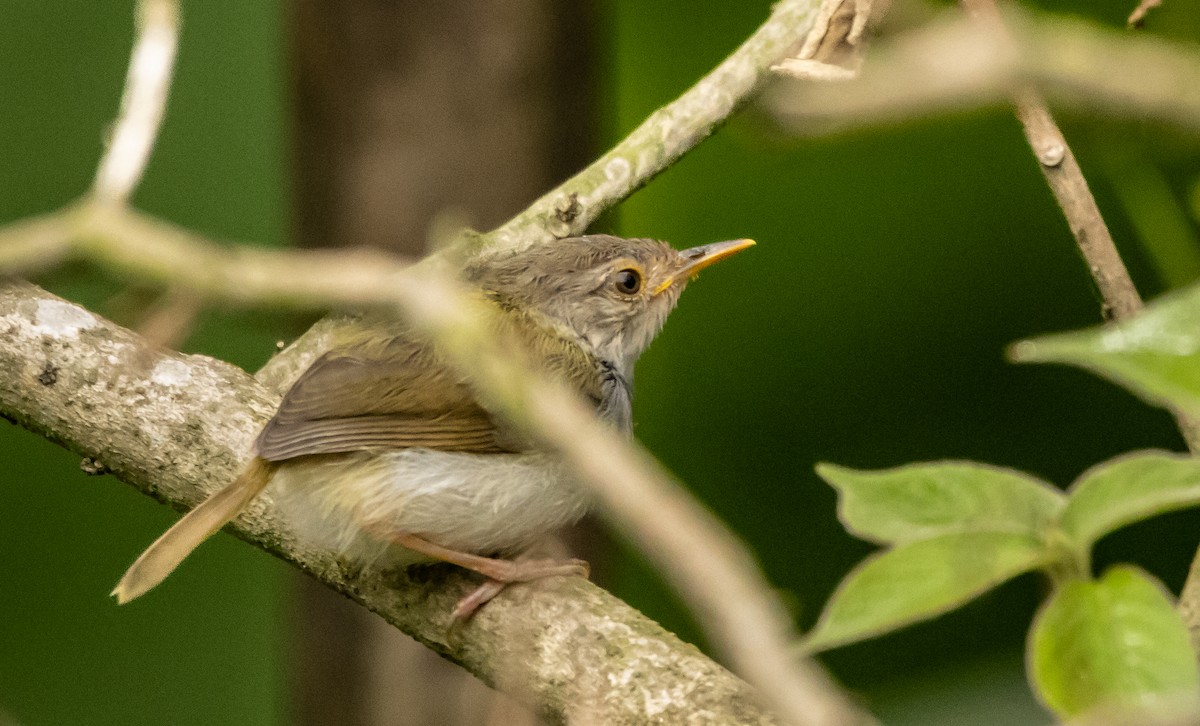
xmin=391 ymin=533 xmax=590 ymax=582
xmin=390 ymin=533 xmax=589 ymax=620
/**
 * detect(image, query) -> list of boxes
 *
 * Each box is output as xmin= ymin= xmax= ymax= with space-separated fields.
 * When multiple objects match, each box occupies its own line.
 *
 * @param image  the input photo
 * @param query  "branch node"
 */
xmin=1037 ymin=141 xmax=1066 ymax=167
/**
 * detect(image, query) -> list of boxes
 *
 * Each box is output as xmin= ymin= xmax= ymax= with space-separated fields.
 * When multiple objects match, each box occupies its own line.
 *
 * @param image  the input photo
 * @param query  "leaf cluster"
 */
xmin=810 ymin=284 xmax=1200 ymax=721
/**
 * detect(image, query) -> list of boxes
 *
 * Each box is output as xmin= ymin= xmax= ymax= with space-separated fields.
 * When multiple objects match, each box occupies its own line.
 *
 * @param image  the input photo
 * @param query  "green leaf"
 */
xmin=1029 ymin=566 xmax=1200 ymax=721
xmin=1061 ymin=451 xmax=1200 ymax=551
xmin=816 ymin=461 xmax=1064 ymax=544
xmin=803 ymin=532 xmax=1051 ymax=653
xmin=1011 ymin=283 xmax=1200 ymax=414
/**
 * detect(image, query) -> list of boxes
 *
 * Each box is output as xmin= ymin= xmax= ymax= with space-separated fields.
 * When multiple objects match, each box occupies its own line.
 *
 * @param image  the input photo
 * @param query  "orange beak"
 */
xmin=653 ymin=238 xmax=756 ymax=294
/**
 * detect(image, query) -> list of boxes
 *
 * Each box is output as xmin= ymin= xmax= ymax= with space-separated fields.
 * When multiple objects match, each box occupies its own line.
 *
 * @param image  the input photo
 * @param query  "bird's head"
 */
xmin=467 ymin=234 xmax=754 ymax=369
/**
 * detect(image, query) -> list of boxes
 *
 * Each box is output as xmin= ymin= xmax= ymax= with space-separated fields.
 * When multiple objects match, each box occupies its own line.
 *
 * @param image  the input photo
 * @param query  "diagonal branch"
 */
xmin=958 ymin=0 xmax=1142 ymax=320
xmin=957 ymin=0 xmax=1200 ymax=450
xmin=479 ymin=0 xmax=818 ymax=256
xmin=0 ymin=206 xmax=869 ymax=725
xmin=0 ymin=280 xmax=784 ymax=725
xmin=957 ymin=0 xmax=1200 ymax=655
xmin=0 ymin=0 xmax=878 ymax=722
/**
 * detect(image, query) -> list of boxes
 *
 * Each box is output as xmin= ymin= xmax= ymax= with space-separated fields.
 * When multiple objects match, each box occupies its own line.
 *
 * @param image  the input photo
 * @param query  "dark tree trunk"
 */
xmin=289 ymin=0 xmax=600 ymax=255
xmin=285 ymin=2 xmax=602 ymax=724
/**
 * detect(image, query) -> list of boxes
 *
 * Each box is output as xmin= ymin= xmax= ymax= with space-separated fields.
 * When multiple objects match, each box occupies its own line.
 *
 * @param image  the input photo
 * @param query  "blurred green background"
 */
xmin=4 ymin=1 xmax=1200 ymax=724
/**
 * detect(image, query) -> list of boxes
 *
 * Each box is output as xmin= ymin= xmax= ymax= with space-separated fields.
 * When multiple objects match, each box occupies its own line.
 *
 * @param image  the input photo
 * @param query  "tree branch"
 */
xmin=951 ymin=0 xmax=1200 ymax=655
xmin=955 ymin=0 xmax=1200 ymax=452
xmin=0 ymin=0 xmax=883 ymax=722
xmin=0 ymin=280 xmax=788 ymax=725
xmin=3 ymin=201 xmax=415 ymax=311
xmin=954 ymin=2 xmax=1145 ymax=325
xmin=769 ymin=8 xmax=1200 ymax=133
xmin=0 ymin=201 xmax=869 ymax=723
xmin=479 ymin=0 xmax=818 ymax=256
xmin=91 ymin=0 xmax=179 ymax=205
xmin=1128 ymin=0 xmax=1162 ymax=28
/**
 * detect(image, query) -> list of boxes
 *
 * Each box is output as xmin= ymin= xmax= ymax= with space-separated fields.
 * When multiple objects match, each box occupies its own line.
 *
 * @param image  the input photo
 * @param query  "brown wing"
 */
xmin=255 ymin=334 xmax=516 ymax=460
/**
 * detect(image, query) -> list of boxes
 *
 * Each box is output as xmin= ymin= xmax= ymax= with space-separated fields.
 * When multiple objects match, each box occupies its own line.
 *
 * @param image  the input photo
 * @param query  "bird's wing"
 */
xmin=255 ymin=335 xmax=517 ymax=460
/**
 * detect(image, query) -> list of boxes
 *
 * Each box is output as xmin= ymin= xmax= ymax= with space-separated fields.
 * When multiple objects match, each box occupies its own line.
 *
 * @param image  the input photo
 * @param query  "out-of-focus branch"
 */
xmin=0 ymin=201 xmax=414 ymax=310
xmin=768 ymin=9 xmax=1200 ymax=133
xmin=0 ymin=6 xmax=866 ymax=713
xmin=1128 ymin=0 xmax=1162 ymax=28
xmin=478 ymin=0 xmax=821 ymax=256
xmin=131 ymin=286 xmax=204 ymax=352
xmin=960 ymin=0 xmax=1142 ymax=321
xmin=91 ymin=0 xmax=179 ymax=205
xmin=0 ymin=280 xmax=791 ymax=725
xmin=394 ymin=274 xmax=862 ymax=726
xmin=0 ymin=204 xmax=870 ymax=726
xmin=0 ymin=213 xmax=72 ymax=276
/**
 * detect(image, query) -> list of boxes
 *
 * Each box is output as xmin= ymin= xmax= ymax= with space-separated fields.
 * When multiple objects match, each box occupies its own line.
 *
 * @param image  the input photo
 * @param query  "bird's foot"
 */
xmin=451 ymin=555 xmax=590 ymax=621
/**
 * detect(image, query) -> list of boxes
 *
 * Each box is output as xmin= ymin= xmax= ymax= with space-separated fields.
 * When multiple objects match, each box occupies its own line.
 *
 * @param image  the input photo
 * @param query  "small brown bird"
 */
xmin=113 ymin=235 xmax=753 ymax=617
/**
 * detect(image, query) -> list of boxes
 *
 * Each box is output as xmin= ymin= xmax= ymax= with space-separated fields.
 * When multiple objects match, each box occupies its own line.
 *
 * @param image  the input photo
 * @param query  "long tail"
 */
xmin=112 ymin=457 xmax=279 ymax=604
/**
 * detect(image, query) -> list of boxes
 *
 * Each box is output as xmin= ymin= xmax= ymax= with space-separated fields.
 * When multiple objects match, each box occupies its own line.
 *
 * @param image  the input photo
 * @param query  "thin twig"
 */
xmin=959 ymin=1 xmax=1200 ymax=454
xmin=1128 ymin=0 xmax=1162 ymax=28
xmin=91 ymin=0 xmax=180 ymax=205
xmin=480 ymin=0 xmax=821 ymax=256
xmin=958 ymin=16 xmax=1156 ymax=326
xmin=770 ymin=8 xmax=1200 ymax=133
xmin=1003 ymin=89 xmax=1145 ymax=321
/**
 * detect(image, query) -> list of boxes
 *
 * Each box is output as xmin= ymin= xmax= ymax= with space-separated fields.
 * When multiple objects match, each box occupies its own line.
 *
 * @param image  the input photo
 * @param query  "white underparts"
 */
xmin=270 ymin=449 xmax=591 ymax=568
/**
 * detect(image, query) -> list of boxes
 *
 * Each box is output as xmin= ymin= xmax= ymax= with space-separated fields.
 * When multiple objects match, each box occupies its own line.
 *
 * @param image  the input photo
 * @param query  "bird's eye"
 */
xmin=613 ymin=268 xmax=642 ymax=295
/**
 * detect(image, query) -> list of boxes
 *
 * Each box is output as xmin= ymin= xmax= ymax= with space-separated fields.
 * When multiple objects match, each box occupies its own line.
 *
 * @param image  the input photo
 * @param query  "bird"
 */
xmin=112 ymin=234 xmax=754 ymax=618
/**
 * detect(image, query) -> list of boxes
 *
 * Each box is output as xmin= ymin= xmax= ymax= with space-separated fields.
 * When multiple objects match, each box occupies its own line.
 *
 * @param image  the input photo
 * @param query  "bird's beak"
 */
xmin=654 ymin=238 xmax=756 ymax=294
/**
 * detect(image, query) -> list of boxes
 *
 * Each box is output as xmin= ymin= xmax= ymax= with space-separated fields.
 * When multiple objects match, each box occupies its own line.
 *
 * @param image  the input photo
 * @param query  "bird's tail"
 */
xmin=112 ymin=457 xmax=278 ymax=604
